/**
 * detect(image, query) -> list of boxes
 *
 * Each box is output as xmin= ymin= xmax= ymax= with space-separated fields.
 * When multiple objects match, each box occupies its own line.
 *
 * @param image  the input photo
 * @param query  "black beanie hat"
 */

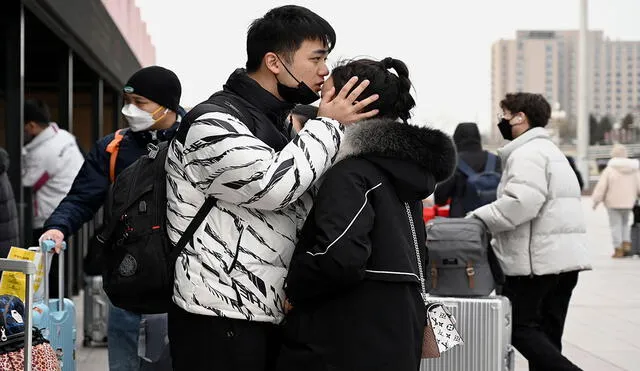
xmin=123 ymin=66 xmax=182 ymax=111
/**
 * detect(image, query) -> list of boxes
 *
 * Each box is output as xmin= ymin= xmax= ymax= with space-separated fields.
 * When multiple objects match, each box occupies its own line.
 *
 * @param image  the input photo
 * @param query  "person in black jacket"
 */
xmin=434 ymin=122 xmax=502 ymax=217
xmin=0 ymin=147 xmax=19 ymax=252
xmin=277 ymin=58 xmax=457 ymax=371
xmin=39 ymin=66 xmax=183 ymax=371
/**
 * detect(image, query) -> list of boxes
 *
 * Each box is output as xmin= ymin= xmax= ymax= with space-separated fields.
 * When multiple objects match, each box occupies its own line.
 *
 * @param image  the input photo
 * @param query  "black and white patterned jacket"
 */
xmin=165 ymin=71 xmax=343 ymax=323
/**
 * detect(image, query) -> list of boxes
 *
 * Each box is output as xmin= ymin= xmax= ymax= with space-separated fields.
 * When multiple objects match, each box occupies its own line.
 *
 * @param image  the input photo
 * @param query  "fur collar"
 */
xmin=336 ymin=119 xmax=457 ymax=182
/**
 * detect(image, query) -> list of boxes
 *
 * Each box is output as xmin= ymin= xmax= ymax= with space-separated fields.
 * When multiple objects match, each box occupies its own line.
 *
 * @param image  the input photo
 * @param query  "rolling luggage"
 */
xmin=82 ymin=275 xmax=109 ymax=347
xmin=420 ymin=296 xmax=514 ymax=371
xmin=0 ymin=259 xmax=58 ymax=370
xmin=36 ymin=241 xmax=77 ymax=371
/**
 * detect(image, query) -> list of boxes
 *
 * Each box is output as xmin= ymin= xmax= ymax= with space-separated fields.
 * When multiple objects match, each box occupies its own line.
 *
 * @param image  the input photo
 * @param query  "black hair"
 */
xmin=24 ymin=99 xmax=51 ymax=127
xmin=500 ymin=93 xmax=551 ymax=128
xmin=291 ymin=104 xmax=318 ymax=119
xmin=246 ymin=5 xmax=336 ymax=73
xmin=331 ymin=57 xmax=415 ymax=123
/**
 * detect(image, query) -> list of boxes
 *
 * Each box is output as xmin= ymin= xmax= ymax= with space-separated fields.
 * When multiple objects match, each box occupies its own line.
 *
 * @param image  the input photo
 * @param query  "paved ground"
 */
xmin=74 ymin=198 xmax=640 ymax=370
xmin=513 ymin=198 xmax=640 ymax=371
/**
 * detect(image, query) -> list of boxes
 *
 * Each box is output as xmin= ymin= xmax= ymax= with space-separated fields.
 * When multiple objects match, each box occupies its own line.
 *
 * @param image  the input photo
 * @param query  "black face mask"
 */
xmin=497 ymin=118 xmax=514 ymax=141
xmin=276 ymin=58 xmax=320 ymax=105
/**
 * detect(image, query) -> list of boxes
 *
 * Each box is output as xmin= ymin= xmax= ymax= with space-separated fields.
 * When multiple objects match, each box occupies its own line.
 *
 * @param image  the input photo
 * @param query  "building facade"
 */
xmin=491 ymin=30 xmax=640 ymax=142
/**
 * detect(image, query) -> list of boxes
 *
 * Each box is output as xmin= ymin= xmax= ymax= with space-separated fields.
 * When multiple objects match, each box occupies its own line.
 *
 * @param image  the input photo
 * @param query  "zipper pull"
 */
xmin=148 ymin=143 xmax=159 ymax=159
xmin=1 ymin=327 xmax=7 ymax=341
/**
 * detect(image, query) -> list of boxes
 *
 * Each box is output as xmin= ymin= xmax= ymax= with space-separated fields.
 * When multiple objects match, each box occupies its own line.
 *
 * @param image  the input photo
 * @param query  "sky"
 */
xmin=134 ymin=0 xmax=640 ymax=134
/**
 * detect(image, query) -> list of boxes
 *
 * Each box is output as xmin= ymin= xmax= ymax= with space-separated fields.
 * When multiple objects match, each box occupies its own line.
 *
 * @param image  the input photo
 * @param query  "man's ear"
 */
xmin=264 ymin=52 xmax=281 ymax=75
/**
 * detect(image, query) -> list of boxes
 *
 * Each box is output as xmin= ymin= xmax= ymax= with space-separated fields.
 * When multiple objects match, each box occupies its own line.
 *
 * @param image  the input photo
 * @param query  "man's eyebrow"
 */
xmin=311 ymin=49 xmax=329 ymax=55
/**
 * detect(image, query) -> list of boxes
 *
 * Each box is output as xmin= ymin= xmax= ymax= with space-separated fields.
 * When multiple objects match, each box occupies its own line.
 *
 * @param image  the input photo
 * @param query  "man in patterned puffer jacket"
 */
xmin=165 ymin=5 xmax=380 ymax=371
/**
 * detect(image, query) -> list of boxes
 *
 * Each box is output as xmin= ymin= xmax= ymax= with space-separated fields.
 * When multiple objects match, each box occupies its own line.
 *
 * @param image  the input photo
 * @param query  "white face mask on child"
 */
xmin=121 ymin=104 xmax=168 ymax=132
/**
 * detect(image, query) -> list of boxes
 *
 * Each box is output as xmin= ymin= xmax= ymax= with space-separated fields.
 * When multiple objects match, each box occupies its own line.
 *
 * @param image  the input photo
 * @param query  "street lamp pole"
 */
xmin=577 ymin=0 xmax=590 ymax=188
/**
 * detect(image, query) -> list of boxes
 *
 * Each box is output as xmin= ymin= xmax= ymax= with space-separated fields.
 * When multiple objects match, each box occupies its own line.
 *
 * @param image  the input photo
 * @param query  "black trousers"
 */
xmin=168 ymin=304 xmax=281 ymax=371
xmin=502 ymin=271 xmax=582 ymax=371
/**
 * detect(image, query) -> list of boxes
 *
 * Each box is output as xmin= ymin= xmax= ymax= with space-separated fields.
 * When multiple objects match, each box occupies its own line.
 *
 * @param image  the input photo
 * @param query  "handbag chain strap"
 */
xmin=404 ymin=202 xmax=428 ymax=306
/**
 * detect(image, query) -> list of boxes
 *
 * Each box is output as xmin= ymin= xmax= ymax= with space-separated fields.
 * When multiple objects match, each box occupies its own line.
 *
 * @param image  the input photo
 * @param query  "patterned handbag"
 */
xmin=0 ymin=327 xmax=60 ymax=371
xmin=405 ymin=203 xmax=464 ymax=359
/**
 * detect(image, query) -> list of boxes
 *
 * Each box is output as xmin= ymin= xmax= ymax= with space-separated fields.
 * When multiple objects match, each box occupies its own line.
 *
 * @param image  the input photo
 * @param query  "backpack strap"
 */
xmin=466 ymin=260 xmax=476 ymax=289
xmin=176 ymin=92 xmax=255 ymax=146
xmin=457 ymin=158 xmax=476 ymax=177
xmin=106 ymin=129 xmax=127 ymax=183
xmin=208 ymin=91 xmax=256 ymax=133
xmin=168 ymin=197 xmax=217 ymax=264
xmin=484 ymin=153 xmax=497 ymax=173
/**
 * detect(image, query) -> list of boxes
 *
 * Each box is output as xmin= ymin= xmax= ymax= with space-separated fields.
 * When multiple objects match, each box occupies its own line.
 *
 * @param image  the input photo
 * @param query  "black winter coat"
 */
xmin=277 ymin=119 xmax=456 ymax=371
xmin=0 ymin=148 xmax=19 ymax=250
xmin=434 ymin=122 xmax=502 ymax=217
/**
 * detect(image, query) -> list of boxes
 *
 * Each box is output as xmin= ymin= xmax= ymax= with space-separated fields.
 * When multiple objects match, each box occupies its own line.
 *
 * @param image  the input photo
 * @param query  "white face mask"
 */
xmin=121 ymin=104 xmax=168 ymax=132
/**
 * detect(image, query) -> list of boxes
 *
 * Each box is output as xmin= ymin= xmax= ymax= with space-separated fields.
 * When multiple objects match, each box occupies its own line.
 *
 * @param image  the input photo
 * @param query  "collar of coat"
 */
xmin=498 ymin=127 xmax=551 ymax=161
xmin=608 ymin=157 xmax=640 ymax=172
xmin=334 ymin=118 xmax=457 ymax=183
xmin=24 ymin=123 xmax=60 ymax=151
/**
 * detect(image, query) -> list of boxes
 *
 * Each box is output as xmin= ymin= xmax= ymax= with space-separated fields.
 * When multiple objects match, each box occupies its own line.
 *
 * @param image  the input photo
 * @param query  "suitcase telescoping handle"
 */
xmin=0 ymin=258 xmax=36 ymax=371
xmin=41 ymin=240 xmax=67 ymax=311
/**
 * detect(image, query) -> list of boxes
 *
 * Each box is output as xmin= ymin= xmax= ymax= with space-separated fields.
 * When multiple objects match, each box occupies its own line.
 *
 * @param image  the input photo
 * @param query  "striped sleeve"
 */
xmin=181 ymin=111 xmax=343 ymax=210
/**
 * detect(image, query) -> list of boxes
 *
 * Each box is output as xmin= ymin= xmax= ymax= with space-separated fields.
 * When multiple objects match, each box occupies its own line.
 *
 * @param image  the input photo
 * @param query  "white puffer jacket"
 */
xmin=166 ymin=111 xmax=343 ymax=324
xmin=472 ymin=127 xmax=592 ymax=276
xmin=21 ymin=124 xmax=84 ymax=228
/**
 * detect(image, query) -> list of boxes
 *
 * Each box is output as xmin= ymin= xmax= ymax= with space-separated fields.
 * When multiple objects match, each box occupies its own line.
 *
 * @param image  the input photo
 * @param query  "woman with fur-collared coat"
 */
xmin=276 ymin=58 xmax=457 ymax=371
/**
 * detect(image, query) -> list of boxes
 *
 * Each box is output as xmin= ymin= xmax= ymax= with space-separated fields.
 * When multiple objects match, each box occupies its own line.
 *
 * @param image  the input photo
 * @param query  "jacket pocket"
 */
xmin=226 ymin=225 xmax=244 ymax=274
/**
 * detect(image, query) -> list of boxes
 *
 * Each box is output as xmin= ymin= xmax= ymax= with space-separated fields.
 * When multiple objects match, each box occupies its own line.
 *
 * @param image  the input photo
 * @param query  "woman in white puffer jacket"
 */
xmin=592 ymin=144 xmax=640 ymax=257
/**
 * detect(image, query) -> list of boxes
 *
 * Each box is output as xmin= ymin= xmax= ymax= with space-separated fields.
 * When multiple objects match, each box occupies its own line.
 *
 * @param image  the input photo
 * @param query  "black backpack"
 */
xmin=97 ymin=93 xmax=255 ymax=314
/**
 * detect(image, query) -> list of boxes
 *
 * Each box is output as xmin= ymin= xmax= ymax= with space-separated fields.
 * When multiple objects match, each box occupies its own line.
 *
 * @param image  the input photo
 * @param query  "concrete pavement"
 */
xmin=74 ymin=198 xmax=640 ymax=370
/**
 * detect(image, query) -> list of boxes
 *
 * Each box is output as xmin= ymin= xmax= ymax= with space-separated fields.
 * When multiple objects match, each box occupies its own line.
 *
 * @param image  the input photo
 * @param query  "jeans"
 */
xmin=502 ymin=272 xmax=582 ymax=371
xmin=108 ymin=304 xmax=142 ymax=371
xmin=607 ymin=208 xmax=631 ymax=248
